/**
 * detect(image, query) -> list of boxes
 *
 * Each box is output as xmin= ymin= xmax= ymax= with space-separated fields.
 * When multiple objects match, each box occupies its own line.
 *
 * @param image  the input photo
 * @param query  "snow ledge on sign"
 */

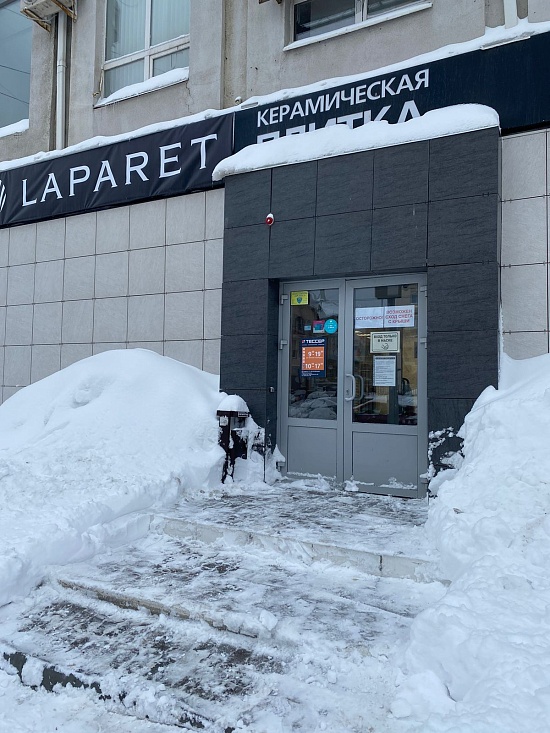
xmin=213 ymin=104 xmax=500 ymax=180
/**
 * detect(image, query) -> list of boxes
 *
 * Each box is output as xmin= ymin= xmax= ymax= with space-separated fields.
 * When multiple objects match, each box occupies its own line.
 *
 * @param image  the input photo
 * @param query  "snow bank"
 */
xmin=393 ymin=353 xmax=550 ymax=732
xmin=0 ymin=349 xmax=224 ymax=607
xmin=213 ymin=105 xmax=499 ymax=180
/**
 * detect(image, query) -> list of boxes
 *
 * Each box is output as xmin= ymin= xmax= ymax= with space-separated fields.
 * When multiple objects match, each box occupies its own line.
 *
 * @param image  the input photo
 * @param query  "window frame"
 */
xmin=102 ymin=0 xmax=190 ymax=99
xmin=0 ymin=0 xmax=32 ymax=129
xmin=289 ymin=0 xmax=428 ymax=45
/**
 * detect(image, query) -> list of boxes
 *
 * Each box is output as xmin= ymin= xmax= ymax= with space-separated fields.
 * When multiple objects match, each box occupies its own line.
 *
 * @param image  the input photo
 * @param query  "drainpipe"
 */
xmin=503 ymin=0 xmax=518 ymax=28
xmin=56 ymin=11 xmax=67 ymax=149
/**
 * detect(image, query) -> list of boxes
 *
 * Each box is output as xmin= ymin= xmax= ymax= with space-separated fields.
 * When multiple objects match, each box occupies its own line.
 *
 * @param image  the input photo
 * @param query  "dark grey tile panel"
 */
xmin=429 ymin=128 xmax=499 ymax=202
xmin=314 ymin=211 xmax=372 ymax=276
xmin=427 ymin=330 xmax=498 ymax=399
xmin=269 ymin=218 xmax=315 ymax=279
xmin=224 ymin=170 xmax=272 ymax=229
xmin=317 ymin=152 xmax=374 ymax=215
xmin=427 ymin=262 xmax=499 ymax=333
xmin=371 ymin=203 xmax=427 ymax=271
xmin=373 ymin=142 xmax=429 ymax=208
xmin=223 ymin=224 xmax=269 ymax=282
xmin=222 ymin=279 xmax=279 ymax=337
xmin=220 ymin=334 xmax=269 ymax=391
xmin=271 ymin=162 xmax=317 ymax=221
xmin=428 ymin=195 xmax=499 ymax=266
xmin=428 ymin=398 xmax=476 ymax=434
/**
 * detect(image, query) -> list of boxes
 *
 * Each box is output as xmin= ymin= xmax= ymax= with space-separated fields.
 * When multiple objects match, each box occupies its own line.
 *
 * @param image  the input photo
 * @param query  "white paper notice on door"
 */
xmin=383 ymin=305 xmax=415 ymax=327
xmin=355 ymin=307 xmax=384 ymax=329
xmin=355 ymin=305 xmax=415 ymax=329
xmin=373 ymin=355 xmax=397 ymax=387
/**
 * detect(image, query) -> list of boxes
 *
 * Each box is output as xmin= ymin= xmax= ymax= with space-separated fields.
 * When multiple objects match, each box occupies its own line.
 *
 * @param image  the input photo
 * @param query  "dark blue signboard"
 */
xmin=234 ymin=31 xmax=550 ymax=150
xmin=0 ymin=114 xmax=233 ymax=229
xmin=2 ymin=32 xmax=550 ymax=228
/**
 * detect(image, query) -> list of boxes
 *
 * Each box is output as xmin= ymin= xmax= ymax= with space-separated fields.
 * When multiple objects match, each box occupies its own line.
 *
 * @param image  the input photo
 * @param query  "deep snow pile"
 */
xmin=0 ymin=349 xmax=224 ymax=608
xmin=393 ymin=353 xmax=550 ymax=732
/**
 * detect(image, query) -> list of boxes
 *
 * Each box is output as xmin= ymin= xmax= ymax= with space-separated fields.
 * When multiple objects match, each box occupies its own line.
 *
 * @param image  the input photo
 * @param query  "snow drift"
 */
xmin=0 ymin=349 xmax=224 ymax=607
xmin=393 ymin=353 xmax=550 ymax=732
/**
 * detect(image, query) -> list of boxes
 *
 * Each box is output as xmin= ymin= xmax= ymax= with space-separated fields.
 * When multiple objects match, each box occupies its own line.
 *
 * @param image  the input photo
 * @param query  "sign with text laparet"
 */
xmin=0 ymin=114 xmax=233 ymax=229
xmin=234 ymin=31 xmax=550 ymax=150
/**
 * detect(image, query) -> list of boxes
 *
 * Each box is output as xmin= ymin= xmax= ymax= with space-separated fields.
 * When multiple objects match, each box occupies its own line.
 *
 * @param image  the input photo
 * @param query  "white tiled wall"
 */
xmin=0 ymin=188 xmax=224 ymax=402
xmin=501 ymin=129 xmax=550 ymax=359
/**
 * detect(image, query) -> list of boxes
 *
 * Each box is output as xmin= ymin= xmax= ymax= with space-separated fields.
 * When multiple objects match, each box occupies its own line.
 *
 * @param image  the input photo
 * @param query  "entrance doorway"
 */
xmin=278 ymin=275 xmax=427 ymax=497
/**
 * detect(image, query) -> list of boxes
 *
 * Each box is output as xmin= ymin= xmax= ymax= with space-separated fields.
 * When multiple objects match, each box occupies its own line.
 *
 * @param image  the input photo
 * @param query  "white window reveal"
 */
xmin=292 ymin=0 xmax=426 ymax=42
xmin=103 ymin=0 xmax=190 ymax=98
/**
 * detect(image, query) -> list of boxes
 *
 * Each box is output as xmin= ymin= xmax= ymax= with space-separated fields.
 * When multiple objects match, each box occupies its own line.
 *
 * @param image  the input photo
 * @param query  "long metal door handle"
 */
xmin=345 ymin=373 xmax=356 ymax=401
xmin=355 ymin=374 xmax=365 ymax=401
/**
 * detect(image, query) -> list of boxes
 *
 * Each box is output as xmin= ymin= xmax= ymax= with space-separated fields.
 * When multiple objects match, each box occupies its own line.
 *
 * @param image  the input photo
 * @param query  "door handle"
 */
xmin=355 ymin=374 xmax=365 ymax=401
xmin=345 ymin=373 xmax=356 ymax=401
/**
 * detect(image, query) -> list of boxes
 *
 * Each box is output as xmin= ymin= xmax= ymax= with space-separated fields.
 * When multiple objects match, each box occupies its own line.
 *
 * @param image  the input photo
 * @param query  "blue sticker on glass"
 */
xmin=324 ymin=318 xmax=338 ymax=334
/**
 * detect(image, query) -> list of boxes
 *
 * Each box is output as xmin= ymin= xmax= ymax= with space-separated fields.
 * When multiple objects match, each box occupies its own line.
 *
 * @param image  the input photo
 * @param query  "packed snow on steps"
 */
xmin=0 ymin=526 xmax=446 ymax=732
xmin=2 ymin=347 xmax=550 ymax=731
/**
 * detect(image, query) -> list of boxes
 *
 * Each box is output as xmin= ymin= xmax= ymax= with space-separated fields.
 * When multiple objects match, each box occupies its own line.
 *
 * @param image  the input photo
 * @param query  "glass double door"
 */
xmin=278 ymin=275 xmax=427 ymax=497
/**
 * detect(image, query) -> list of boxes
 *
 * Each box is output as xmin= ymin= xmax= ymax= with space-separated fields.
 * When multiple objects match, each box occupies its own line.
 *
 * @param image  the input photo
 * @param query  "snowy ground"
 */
xmin=0 ymin=347 xmax=550 ymax=731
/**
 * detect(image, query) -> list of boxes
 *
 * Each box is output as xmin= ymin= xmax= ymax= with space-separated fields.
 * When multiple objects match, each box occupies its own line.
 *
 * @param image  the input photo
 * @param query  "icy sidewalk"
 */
xmin=0 ymin=482 xmax=445 ymax=732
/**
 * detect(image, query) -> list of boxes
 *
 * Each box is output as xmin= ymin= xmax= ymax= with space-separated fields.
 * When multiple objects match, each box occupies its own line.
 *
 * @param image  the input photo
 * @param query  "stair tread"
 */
xmin=0 ymin=531 xmax=445 ymax=730
xmin=168 ymin=486 xmax=431 ymax=561
xmin=54 ymin=532 xmax=444 ymax=638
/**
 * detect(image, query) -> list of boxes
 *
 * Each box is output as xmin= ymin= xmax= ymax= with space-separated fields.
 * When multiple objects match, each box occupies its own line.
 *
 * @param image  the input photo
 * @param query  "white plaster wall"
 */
xmin=501 ymin=129 xmax=550 ymax=359
xmin=0 ymin=0 xmax=518 ymax=161
xmin=0 ymin=188 xmax=224 ymax=403
xmin=236 ymin=0 xmax=486 ymax=102
xmin=529 ymin=0 xmax=550 ymax=22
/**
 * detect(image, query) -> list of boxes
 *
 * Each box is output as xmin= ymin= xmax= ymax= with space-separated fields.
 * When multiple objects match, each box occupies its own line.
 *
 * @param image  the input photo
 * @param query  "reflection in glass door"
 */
xmin=351 ymin=283 xmax=418 ymax=427
xmin=288 ymin=288 xmax=339 ymax=421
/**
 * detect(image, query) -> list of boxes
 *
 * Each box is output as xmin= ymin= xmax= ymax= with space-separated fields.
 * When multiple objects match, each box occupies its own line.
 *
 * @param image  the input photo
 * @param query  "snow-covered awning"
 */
xmin=213 ymin=104 xmax=499 ymax=180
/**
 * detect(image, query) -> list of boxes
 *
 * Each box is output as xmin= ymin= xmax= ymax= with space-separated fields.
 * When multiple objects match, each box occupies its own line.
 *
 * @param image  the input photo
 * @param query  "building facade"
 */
xmin=1 ymin=0 xmax=550 ymax=495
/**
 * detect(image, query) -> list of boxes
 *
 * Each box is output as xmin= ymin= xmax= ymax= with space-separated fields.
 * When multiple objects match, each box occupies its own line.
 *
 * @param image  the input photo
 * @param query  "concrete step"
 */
xmin=161 ymin=515 xmax=435 ymax=582
xmin=0 ymin=519 xmax=446 ymax=731
xmin=0 ymin=583 xmax=287 ymax=731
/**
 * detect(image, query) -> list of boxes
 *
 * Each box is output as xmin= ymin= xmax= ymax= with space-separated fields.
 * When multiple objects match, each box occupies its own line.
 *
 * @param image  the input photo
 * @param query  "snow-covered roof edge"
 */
xmin=237 ymin=18 xmax=550 ymax=109
xmin=0 ymin=20 xmax=544 ymax=174
xmin=213 ymin=104 xmax=500 ymax=181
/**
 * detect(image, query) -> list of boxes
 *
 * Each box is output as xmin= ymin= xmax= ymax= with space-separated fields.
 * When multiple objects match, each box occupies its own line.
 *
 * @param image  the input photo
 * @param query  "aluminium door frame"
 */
xmin=343 ymin=273 xmax=428 ymax=497
xmin=277 ymin=274 xmax=428 ymax=492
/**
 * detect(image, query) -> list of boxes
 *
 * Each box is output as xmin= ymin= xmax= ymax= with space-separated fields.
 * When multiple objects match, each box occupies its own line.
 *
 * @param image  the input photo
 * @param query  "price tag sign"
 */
xmin=301 ymin=338 xmax=326 ymax=377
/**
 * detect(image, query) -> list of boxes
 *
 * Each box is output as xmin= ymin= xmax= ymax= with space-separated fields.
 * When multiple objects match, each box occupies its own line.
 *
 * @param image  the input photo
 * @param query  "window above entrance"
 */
xmin=291 ymin=0 xmax=430 ymax=43
xmin=103 ymin=0 xmax=190 ymax=99
xmin=0 ymin=0 xmax=32 ymax=130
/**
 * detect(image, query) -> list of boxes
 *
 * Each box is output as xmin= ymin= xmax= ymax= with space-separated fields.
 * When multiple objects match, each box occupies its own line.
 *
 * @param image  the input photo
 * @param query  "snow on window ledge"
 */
xmin=95 ymin=67 xmax=189 ymax=108
xmin=284 ymin=1 xmax=433 ymax=52
xmin=0 ymin=119 xmax=29 ymax=139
